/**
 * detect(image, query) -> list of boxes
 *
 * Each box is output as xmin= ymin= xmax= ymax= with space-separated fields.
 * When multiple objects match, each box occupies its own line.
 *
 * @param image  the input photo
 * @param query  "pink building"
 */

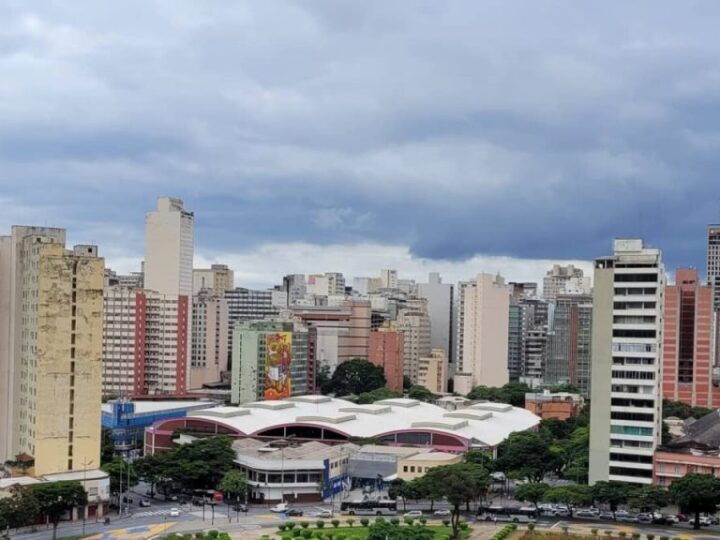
xmin=369 ymin=330 xmax=405 ymax=392
xmin=662 ymin=268 xmax=717 ymax=408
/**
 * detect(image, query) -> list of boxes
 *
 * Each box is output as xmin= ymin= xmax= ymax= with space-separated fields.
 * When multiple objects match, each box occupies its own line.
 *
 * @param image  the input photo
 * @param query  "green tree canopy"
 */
xmin=549 ymin=383 xmax=580 ymax=394
xmin=33 ymin=481 xmax=88 ymax=540
xmin=134 ymin=452 xmax=168 ymax=498
xmin=463 ymin=449 xmax=495 ymax=471
xmin=628 ymin=485 xmax=670 ymax=513
xmin=544 ymin=485 xmax=592 ymax=517
xmin=423 ymin=463 xmax=490 ymax=539
xmin=356 ymin=387 xmax=402 ymax=404
xmin=466 ymin=382 xmax=531 ymax=407
xmin=515 ymin=482 xmax=550 ymax=510
xmin=591 ymin=481 xmax=637 ymax=518
xmin=101 ymin=456 xmax=139 ymax=496
xmin=0 ymin=485 xmax=40 ymax=530
xmin=322 ymin=358 xmax=386 ymax=396
xmin=669 ymin=473 xmax=720 ymax=529
xmin=218 ymin=469 xmax=248 ymax=503
xmin=662 ymin=400 xmax=713 ymax=420
xmin=368 ymin=520 xmax=434 ymax=540
xmin=163 ymin=435 xmax=236 ymax=490
xmin=407 ymin=385 xmax=436 ymax=402
xmin=496 ymin=431 xmax=559 ymax=482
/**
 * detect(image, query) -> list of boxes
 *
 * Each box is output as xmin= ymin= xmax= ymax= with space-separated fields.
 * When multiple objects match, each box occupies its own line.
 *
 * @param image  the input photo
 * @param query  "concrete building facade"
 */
xmin=190 ymin=291 xmax=229 ymax=389
xmin=193 ymin=264 xmax=234 ymax=295
xmin=417 ymin=349 xmax=448 ymax=394
xmin=0 ymin=227 xmax=103 ymax=476
xmin=417 ymin=272 xmax=454 ymax=366
xmin=455 ymin=274 xmax=510 ymax=389
xmin=662 ymin=268 xmax=717 ymax=408
xmin=543 ymin=264 xmax=591 ymax=300
xmin=589 ymin=239 xmax=665 ymax=485
xmin=396 ymin=298 xmax=432 ymax=383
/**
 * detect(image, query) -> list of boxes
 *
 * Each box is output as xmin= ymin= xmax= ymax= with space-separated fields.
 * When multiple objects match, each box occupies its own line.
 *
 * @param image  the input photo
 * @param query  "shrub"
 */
xmin=619 ymin=533 xmax=627 ymax=539
xmin=360 ymin=518 xmax=369 ymax=527
xmin=347 ymin=519 xmax=355 ymax=527
xmin=632 ymin=534 xmax=640 ymax=540
xmin=442 ymin=520 xmax=450 ymax=527
xmin=209 ymin=533 xmax=220 ymax=540
xmin=316 ymin=521 xmax=325 ymax=529
xmin=604 ymin=532 xmax=613 ymax=538
xmin=528 ymin=524 xmax=535 ymax=531
xmin=302 ymin=531 xmax=312 ymax=539
xmin=196 ymin=534 xmax=205 ymax=540
xmin=279 ymin=525 xmax=287 ymax=532
xmin=646 ymin=536 xmax=654 ymax=540
xmin=332 ymin=519 xmax=340 ymax=528
xmin=390 ymin=518 xmax=400 ymax=526
xmin=591 ymin=530 xmax=598 ymax=537
xmin=659 ymin=537 xmax=669 ymax=540
xmin=419 ymin=518 xmax=427 ymax=526
xmin=287 ymin=522 xmax=297 ymax=530
xmin=301 ymin=522 xmax=310 ymax=529
xmin=460 ymin=522 xmax=469 ymax=531
xmin=404 ymin=518 xmax=414 ymax=526
xmin=376 ymin=517 xmax=386 ymax=524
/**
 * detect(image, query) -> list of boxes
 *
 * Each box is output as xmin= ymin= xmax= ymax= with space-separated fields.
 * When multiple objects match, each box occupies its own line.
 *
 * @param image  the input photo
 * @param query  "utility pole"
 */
xmin=81 ymin=458 xmax=94 ymax=537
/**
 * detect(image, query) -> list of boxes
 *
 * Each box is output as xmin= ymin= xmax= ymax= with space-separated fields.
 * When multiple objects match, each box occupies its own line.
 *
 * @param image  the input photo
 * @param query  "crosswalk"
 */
xmin=131 ymin=509 xmax=177 ymax=518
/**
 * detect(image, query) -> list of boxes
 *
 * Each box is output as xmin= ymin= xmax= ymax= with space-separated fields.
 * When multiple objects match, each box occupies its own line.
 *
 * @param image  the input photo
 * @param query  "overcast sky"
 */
xmin=2 ymin=1 xmax=719 ymax=288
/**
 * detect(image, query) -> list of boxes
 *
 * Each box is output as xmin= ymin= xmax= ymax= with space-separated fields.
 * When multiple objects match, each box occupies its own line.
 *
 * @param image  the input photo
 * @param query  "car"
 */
xmin=232 ymin=503 xmax=248 ymax=512
xmin=270 ymin=503 xmax=290 ymax=513
xmin=598 ymin=512 xmax=615 ymax=520
xmin=575 ymin=510 xmax=597 ymax=518
xmin=404 ymin=511 xmax=423 ymax=519
xmin=676 ymin=514 xmax=689 ymax=522
xmin=315 ymin=509 xmax=333 ymax=518
xmin=616 ymin=514 xmax=639 ymax=523
xmin=139 ymin=500 xmax=152 ymax=508
xmin=286 ymin=509 xmax=304 ymax=517
xmin=434 ymin=509 xmax=452 ymax=517
xmin=169 ymin=508 xmax=181 ymax=517
xmin=637 ymin=513 xmax=653 ymax=523
xmin=651 ymin=515 xmax=676 ymax=526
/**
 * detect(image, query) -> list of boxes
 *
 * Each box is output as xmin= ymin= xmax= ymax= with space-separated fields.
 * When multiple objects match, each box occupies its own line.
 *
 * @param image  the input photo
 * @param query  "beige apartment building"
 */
xmin=417 ymin=349 xmax=448 ymax=393
xmin=455 ymin=273 xmax=510 ymax=389
xmin=193 ymin=264 xmax=234 ymax=295
xmin=396 ymin=298 xmax=431 ymax=383
xmin=0 ymin=227 xmax=103 ymax=476
xmin=189 ymin=291 xmax=229 ymax=389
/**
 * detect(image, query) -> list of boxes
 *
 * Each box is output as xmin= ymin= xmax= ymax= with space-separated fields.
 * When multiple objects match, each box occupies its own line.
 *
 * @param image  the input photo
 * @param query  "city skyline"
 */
xmin=3 ymin=2 xmax=720 ymax=288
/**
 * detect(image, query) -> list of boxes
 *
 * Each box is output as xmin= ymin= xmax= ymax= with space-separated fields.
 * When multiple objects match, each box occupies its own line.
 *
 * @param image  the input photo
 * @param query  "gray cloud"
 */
xmin=1 ymin=1 xmax=720 ymax=276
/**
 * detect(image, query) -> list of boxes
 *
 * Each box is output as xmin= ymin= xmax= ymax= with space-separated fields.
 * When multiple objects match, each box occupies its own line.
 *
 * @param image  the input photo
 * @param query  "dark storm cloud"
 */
xmin=1 ymin=0 xmax=720 ymax=272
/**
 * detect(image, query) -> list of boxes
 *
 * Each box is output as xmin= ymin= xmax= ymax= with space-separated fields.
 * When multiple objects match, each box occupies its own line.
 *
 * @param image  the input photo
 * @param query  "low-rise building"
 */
xmin=654 ymin=410 xmax=720 ymax=486
xmin=524 ymin=391 xmax=584 ymax=421
xmin=397 ymin=452 xmax=462 ymax=481
xmin=347 ymin=445 xmax=422 ymax=489
xmin=232 ymin=439 xmax=358 ymax=503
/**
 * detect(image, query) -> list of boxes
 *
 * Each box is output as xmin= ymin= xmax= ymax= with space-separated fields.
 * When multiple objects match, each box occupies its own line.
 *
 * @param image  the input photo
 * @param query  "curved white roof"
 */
xmin=183 ymin=395 xmax=540 ymax=448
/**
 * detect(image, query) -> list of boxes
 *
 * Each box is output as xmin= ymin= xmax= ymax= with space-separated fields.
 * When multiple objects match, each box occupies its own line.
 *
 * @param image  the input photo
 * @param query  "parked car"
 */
xmin=651 ymin=515 xmax=676 ymax=526
xmin=637 ymin=513 xmax=654 ymax=523
xmin=232 ymin=503 xmax=248 ymax=512
xmin=270 ymin=503 xmax=290 ymax=513
xmin=434 ymin=509 xmax=452 ymax=517
xmin=598 ymin=511 xmax=615 ymax=520
xmin=286 ymin=509 xmax=304 ymax=517
xmin=169 ymin=508 xmax=181 ymax=517
xmin=575 ymin=510 xmax=597 ymax=518
xmin=616 ymin=514 xmax=639 ymax=523
xmin=139 ymin=500 xmax=152 ymax=508
xmin=315 ymin=509 xmax=333 ymax=518
xmin=404 ymin=511 xmax=423 ymax=519
xmin=676 ymin=514 xmax=689 ymax=522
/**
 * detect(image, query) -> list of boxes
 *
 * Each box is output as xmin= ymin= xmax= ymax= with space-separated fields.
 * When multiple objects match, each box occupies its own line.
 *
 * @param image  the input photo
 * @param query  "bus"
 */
xmin=340 ymin=499 xmax=398 ymax=516
xmin=477 ymin=506 xmax=537 ymax=523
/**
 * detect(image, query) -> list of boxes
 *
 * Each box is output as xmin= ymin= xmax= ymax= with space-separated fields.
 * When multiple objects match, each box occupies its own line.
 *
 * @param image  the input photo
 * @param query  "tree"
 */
xmin=662 ymin=400 xmax=712 ymax=420
xmin=426 ymin=463 xmax=490 ymax=539
xmin=163 ymin=435 xmax=236 ymax=490
xmin=592 ymin=481 xmax=637 ymax=519
xmin=515 ymin=482 xmax=550 ymax=511
xmin=323 ymin=359 xmax=386 ymax=396
xmin=407 ymin=385 xmax=436 ymax=402
xmin=403 ymin=376 xmax=412 ymax=391
xmin=669 ymin=473 xmax=720 ymax=529
xmin=463 ymin=449 xmax=495 ymax=472
xmin=0 ymin=485 xmax=40 ymax=531
xmin=496 ymin=432 xmax=559 ymax=482
xmin=134 ymin=453 xmax=167 ymax=498
xmin=101 ymin=456 xmax=139 ymax=497
xmin=356 ymin=387 xmax=402 ymax=404
xmin=544 ymin=485 xmax=592 ymax=517
xmin=317 ymin=365 xmax=331 ymax=393
xmin=33 ymin=481 xmax=87 ymax=540
xmin=628 ymin=485 xmax=670 ymax=513
xmin=550 ymin=427 xmax=589 ymax=482
xmin=549 ymin=383 xmax=580 ymax=394
xmin=100 ymin=428 xmax=116 ymax=465
xmin=466 ymin=382 xmax=531 ymax=407
xmin=219 ymin=469 xmax=248 ymax=504
xmin=414 ymin=474 xmax=444 ymax=511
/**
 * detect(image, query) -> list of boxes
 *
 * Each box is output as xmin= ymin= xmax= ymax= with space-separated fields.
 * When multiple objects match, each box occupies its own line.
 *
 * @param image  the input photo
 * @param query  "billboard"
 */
xmin=263 ymin=332 xmax=292 ymax=400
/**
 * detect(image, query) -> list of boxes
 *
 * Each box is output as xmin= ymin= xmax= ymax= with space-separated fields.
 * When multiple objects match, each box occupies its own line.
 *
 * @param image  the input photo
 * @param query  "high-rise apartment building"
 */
xmin=507 ymin=297 xmax=548 ymax=384
xmin=193 ymin=264 xmax=234 ymax=295
xmin=225 ymin=287 xmax=280 ymax=364
xmin=396 ymin=298 xmax=432 ymax=383
xmin=418 ymin=349 xmax=448 ymax=394
xmin=189 ymin=291 xmax=229 ymax=389
xmin=707 ymin=225 xmax=720 ymax=310
xmin=368 ymin=329 xmax=404 ymax=392
xmin=0 ymin=228 xmax=103 ymax=475
xmin=589 ymin=239 xmax=665 ymax=485
xmin=282 ymin=274 xmax=307 ymax=305
xmin=543 ymin=264 xmax=591 ymax=300
xmin=417 ymin=273 xmax=454 ymax=364
xmin=662 ymin=268 xmax=717 ymax=408
xmin=545 ymin=294 xmax=593 ymax=396
xmin=455 ymin=274 xmax=510 ymax=389
xmin=230 ymin=321 xmax=311 ymax=403
xmin=307 ymin=273 xmax=346 ymax=297
xmin=380 ymin=269 xmax=398 ymax=289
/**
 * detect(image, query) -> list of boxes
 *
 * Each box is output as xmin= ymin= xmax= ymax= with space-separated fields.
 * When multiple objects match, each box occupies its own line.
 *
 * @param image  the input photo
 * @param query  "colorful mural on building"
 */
xmin=264 ymin=332 xmax=292 ymax=399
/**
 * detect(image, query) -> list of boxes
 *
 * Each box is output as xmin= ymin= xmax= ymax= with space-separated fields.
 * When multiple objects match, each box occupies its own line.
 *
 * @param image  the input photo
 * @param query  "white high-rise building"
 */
xmin=543 ymin=264 xmax=591 ymax=300
xmin=454 ymin=273 xmax=510 ymax=389
xmin=380 ymin=269 xmax=398 ymax=289
xmin=417 ymin=272 xmax=454 ymax=363
xmin=707 ymin=225 xmax=720 ymax=310
xmin=589 ymin=239 xmax=665 ymax=485
xmin=144 ymin=197 xmax=194 ymax=298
